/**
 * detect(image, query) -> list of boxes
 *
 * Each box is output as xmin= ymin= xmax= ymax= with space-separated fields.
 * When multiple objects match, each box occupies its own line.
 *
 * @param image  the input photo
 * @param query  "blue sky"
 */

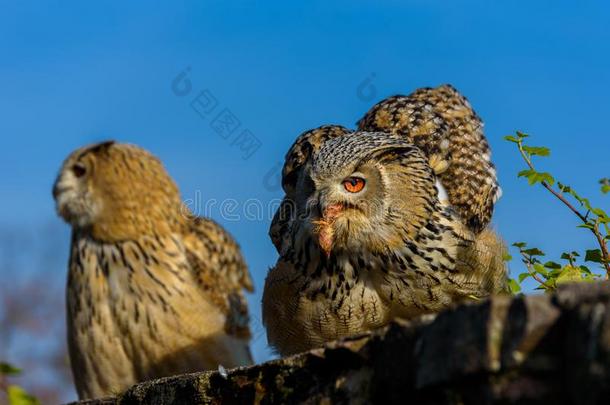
xmin=1 ymin=0 xmax=609 ymax=395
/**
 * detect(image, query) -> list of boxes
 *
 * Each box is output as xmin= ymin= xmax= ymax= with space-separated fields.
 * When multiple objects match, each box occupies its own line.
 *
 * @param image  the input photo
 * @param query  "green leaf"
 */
xmin=518 ymin=272 xmax=531 ymax=283
xmin=512 ymin=242 xmax=527 ymax=248
xmin=534 ymin=263 xmax=549 ymax=277
xmin=502 ymin=253 xmax=513 ymax=262
xmin=600 ymin=178 xmax=610 ymax=194
xmin=523 ymin=248 xmax=545 ymax=256
xmin=543 ymin=261 xmax=562 ymax=269
xmin=0 ymin=362 xmax=22 ymax=376
xmin=531 ymin=172 xmax=555 ymax=186
xmin=522 ymin=145 xmax=551 ymax=157
xmin=517 ymin=169 xmax=555 ymax=185
xmin=7 ymin=385 xmax=40 ymax=405
xmin=516 ymin=131 xmax=530 ymax=139
xmin=558 ymin=182 xmax=588 ymax=205
xmin=518 ymin=169 xmax=535 ymax=178
xmin=508 ymin=279 xmax=521 ymax=294
xmin=504 ymin=135 xmax=519 ymax=143
xmin=556 ymin=266 xmax=583 ymax=284
xmin=585 ymin=249 xmax=604 ymax=263
xmin=579 ymin=265 xmax=593 ymax=275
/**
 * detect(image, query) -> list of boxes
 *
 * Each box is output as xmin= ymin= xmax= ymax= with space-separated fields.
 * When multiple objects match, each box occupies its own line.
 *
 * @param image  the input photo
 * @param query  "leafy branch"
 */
xmin=508 ymin=243 xmax=599 ymax=293
xmin=505 ymin=132 xmax=609 ymax=291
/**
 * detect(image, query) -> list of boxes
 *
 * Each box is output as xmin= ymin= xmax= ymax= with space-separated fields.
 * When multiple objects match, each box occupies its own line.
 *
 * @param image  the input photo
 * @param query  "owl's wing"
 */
xmin=270 ymin=125 xmax=352 ymax=253
xmin=184 ymin=216 xmax=253 ymax=341
xmin=357 ymin=84 xmax=501 ymax=232
xmin=455 ymin=228 xmax=509 ymax=295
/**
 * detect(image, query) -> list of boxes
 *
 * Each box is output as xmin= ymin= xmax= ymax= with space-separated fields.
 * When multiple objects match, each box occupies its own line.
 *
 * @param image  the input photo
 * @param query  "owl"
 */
xmin=270 ymin=86 xmax=500 ymax=256
xmin=357 ymin=84 xmax=501 ymax=232
xmin=263 ymin=87 xmax=506 ymax=356
xmin=53 ymin=141 xmax=253 ymax=399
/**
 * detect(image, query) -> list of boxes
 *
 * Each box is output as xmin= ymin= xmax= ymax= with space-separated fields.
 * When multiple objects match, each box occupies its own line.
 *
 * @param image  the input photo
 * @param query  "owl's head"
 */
xmin=53 ymin=141 xmax=183 ymax=240
xmin=295 ymin=132 xmax=439 ymax=257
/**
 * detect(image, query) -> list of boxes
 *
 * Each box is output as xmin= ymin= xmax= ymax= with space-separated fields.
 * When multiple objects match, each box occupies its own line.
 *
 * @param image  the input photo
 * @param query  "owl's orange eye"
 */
xmin=343 ymin=177 xmax=365 ymax=193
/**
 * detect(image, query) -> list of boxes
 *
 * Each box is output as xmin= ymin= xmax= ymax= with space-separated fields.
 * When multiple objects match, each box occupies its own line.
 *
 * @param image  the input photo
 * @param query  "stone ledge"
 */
xmin=73 ymin=281 xmax=610 ymax=405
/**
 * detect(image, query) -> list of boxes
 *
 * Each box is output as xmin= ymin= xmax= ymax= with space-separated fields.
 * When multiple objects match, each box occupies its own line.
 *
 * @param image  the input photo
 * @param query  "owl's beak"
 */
xmin=313 ymin=202 xmax=344 ymax=258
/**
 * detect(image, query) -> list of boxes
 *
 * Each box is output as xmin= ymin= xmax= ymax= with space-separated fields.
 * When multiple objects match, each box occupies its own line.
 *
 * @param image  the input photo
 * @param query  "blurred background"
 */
xmin=1 ymin=1 xmax=609 ymax=402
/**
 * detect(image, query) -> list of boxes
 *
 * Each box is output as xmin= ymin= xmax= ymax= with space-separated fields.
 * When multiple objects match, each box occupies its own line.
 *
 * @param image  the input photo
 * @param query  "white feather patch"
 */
xmin=436 ymin=180 xmax=449 ymax=203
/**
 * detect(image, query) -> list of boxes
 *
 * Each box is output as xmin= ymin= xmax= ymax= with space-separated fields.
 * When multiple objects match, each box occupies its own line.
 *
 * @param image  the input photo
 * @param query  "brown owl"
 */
xmin=53 ymin=141 xmax=253 ymax=399
xmin=263 ymin=87 xmax=507 ymax=356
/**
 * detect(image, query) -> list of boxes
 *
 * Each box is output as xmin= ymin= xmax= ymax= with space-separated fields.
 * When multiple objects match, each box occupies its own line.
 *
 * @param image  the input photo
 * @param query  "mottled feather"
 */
xmin=357 ymin=84 xmax=501 ymax=232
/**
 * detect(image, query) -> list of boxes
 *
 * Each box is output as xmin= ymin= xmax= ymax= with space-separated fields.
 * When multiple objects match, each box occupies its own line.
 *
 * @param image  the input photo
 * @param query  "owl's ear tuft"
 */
xmin=73 ymin=140 xmax=116 ymax=162
xmin=283 ymin=142 xmax=311 ymax=191
xmin=88 ymin=140 xmax=116 ymax=154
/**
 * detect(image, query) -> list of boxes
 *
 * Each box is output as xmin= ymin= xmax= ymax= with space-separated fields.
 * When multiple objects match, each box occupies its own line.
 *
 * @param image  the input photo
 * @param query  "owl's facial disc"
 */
xmin=309 ymin=168 xmax=381 ymax=256
xmin=54 ymin=154 xmax=102 ymax=228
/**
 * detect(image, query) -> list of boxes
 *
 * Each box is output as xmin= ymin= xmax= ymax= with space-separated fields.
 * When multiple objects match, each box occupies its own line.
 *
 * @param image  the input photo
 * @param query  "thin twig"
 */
xmin=520 ymin=254 xmax=554 ymax=290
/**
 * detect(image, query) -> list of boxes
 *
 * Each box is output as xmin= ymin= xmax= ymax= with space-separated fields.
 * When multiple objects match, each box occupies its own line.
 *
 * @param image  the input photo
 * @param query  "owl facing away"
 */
xmin=53 ymin=141 xmax=253 ymax=399
xmin=263 ymin=87 xmax=507 ymax=356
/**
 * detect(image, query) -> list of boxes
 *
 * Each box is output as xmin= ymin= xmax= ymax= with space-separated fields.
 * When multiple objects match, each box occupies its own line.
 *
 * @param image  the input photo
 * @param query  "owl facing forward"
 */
xmin=263 ymin=129 xmax=507 ymax=355
xmin=270 ymin=85 xmax=500 ymax=257
xmin=53 ymin=141 xmax=253 ymax=399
